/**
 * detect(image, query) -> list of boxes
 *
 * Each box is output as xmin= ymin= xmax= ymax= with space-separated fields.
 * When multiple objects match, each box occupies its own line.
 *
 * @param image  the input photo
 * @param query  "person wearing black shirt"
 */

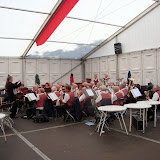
xmin=6 ymin=76 xmax=22 ymax=118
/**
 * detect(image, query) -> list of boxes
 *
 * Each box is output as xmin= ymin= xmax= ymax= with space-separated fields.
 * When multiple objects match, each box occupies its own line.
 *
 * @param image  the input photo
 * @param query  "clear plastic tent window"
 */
xmin=0 ymin=0 xmax=155 ymax=59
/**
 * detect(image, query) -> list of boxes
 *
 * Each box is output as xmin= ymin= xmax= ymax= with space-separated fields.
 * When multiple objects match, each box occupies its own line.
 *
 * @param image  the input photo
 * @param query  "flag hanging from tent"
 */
xmin=36 ymin=0 xmax=79 ymax=46
xmin=127 ymin=71 xmax=131 ymax=84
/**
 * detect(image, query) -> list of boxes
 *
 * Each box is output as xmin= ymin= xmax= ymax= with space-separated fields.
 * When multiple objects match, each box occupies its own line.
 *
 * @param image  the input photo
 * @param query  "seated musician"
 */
xmin=83 ymin=82 xmax=88 ymax=88
xmin=45 ymin=82 xmax=50 ymax=88
xmin=119 ymin=84 xmax=128 ymax=97
xmin=78 ymin=84 xmax=84 ymax=97
xmin=20 ymin=83 xmax=25 ymax=89
xmin=49 ymin=83 xmax=53 ymax=89
xmin=104 ymin=74 xmax=109 ymax=85
xmin=112 ymin=86 xmax=124 ymax=105
xmin=146 ymin=85 xmax=160 ymax=121
xmin=90 ymin=81 xmax=96 ymax=90
xmin=96 ymin=82 xmax=101 ymax=90
xmin=94 ymin=74 xmax=99 ymax=85
xmin=35 ymin=88 xmax=48 ymax=115
xmin=123 ymin=81 xmax=128 ymax=90
xmin=52 ymin=86 xmax=60 ymax=97
xmin=51 ymin=86 xmax=60 ymax=104
xmin=32 ymin=85 xmax=39 ymax=94
xmin=95 ymin=85 xmax=111 ymax=106
xmin=56 ymin=84 xmax=63 ymax=95
xmin=107 ymin=82 xmax=114 ymax=93
xmin=71 ymin=83 xmax=79 ymax=97
xmin=58 ymin=85 xmax=75 ymax=119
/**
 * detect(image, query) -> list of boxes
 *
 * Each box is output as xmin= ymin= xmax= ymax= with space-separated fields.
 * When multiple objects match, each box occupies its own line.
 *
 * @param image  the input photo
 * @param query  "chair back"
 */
xmin=21 ymin=88 xmax=28 ymax=94
xmin=101 ymin=99 xmax=112 ymax=106
xmin=44 ymin=88 xmax=51 ymax=93
xmin=16 ymin=93 xmax=24 ymax=100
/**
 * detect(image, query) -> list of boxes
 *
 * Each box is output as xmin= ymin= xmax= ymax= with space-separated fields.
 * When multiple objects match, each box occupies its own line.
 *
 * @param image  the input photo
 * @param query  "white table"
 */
xmin=124 ymin=103 xmax=151 ymax=133
xmin=0 ymin=113 xmax=6 ymax=141
xmin=97 ymin=105 xmax=128 ymax=136
xmin=137 ymin=100 xmax=160 ymax=127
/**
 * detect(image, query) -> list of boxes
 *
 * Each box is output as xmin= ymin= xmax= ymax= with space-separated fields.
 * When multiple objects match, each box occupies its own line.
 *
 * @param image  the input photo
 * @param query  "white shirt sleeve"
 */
xmin=95 ymin=94 xmax=102 ymax=104
xmin=79 ymin=94 xmax=86 ymax=102
xmin=152 ymin=92 xmax=159 ymax=101
xmin=36 ymin=94 xmax=40 ymax=101
xmin=111 ymin=93 xmax=117 ymax=104
xmin=63 ymin=93 xmax=70 ymax=103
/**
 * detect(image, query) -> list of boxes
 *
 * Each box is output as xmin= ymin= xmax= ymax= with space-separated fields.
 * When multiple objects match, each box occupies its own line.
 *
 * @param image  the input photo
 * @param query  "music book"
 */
xmin=26 ymin=93 xmax=37 ymax=101
xmin=82 ymin=89 xmax=97 ymax=97
xmin=131 ymin=88 xmax=142 ymax=98
xmin=48 ymin=92 xmax=58 ymax=101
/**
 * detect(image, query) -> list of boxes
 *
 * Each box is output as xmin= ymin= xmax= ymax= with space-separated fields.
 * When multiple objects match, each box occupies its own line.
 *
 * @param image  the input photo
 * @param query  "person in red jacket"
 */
xmin=70 ymin=73 xmax=74 ymax=84
xmin=58 ymin=85 xmax=75 ymax=120
xmin=112 ymin=86 xmax=124 ymax=105
xmin=35 ymin=88 xmax=48 ymax=115
xmin=95 ymin=85 xmax=111 ymax=106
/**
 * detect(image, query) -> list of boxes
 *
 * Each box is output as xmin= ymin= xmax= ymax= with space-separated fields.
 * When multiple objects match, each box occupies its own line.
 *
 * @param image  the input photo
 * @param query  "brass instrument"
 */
xmin=144 ymin=91 xmax=149 ymax=99
xmin=127 ymin=78 xmax=135 ymax=97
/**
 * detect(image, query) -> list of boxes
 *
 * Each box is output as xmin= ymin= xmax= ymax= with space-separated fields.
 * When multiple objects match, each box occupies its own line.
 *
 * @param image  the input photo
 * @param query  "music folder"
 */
xmin=48 ymin=92 xmax=58 ymax=101
xmin=131 ymin=88 xmax=142 ymax=98
xmin=82 ymin=89 xmax=97 ymax=97
xmin=26 ymin=93 xmax=37 ymax=101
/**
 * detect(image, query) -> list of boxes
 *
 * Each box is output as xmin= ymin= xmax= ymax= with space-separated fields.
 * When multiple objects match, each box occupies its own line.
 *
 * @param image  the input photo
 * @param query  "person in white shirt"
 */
xmin=95 ymin=85 xmax=111 ymax=106
xmin=71 ymin=83 xmax=79 ymax=97
xmin=147 ymin=85 xmax=160 ymax=121
xmin=151 ymin=85 xmax=160 ymax=101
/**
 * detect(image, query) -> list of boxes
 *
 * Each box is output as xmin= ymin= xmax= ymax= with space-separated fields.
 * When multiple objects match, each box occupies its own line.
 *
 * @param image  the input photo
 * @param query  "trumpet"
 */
xmin=144 ymin=91 xmax=149 ymax=97
xmin=127 ymin=78 xmax=135 ymax=97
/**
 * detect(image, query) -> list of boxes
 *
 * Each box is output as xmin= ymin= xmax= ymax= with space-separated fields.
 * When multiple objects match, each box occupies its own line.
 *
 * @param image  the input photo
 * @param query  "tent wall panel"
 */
xmin=100 ymin=57 xmax=108 ymax=80
xmin=9 ymin=59 xmax=22 ymax=83
xmin=85 ymin=49 xmax=160 ymax=85
xmin=108 ymin=56 xmax=117 ymax=72
xmin=85 ymin=59 xmax=92 ymax=80
xmin=143 ymin=70 xmax=156 ymax=85
xmin=49 ymin=60 xmax=60 ymax=74
xmin=60 ymin=60 xmax=72 ymax=74
xmin=91 ymin=58 xmax=99 ymax=80
xmin=0 ymin=58 xmax=82 ymax=88
xmin=71 ymin=60 xmax=82 ymax=83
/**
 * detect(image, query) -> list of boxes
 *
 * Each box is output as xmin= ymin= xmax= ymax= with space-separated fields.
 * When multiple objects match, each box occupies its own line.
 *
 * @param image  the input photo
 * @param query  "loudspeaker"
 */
xmin=114 ymin=43 xmax=122 ymax=54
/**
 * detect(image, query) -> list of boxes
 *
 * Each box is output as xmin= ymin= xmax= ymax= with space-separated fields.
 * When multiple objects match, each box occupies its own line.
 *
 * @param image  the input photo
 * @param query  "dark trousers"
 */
xmin=147 ymin=105 xmax=154 ymax=120
xmin=56 ymin=105 xmax=70 ymax=117
xmin=8 ymin=97 xmax=17 ymax=118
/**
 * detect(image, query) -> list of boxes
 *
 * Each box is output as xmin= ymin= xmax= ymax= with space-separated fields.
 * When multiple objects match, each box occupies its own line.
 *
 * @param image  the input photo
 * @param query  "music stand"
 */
xmin=131 ymin=88 xmax=142 ymax=98
xmin=82 ymin=89 xmax=97 ymax=106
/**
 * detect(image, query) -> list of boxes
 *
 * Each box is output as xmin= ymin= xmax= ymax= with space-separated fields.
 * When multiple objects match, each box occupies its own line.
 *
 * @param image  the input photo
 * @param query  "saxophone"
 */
xmin=127 ymin=78 xmax=135 ymax=97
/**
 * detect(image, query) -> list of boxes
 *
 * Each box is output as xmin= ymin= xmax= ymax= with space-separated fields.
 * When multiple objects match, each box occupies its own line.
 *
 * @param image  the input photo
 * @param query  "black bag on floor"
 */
xmin=33 ymin=115 xmax=49 ymax=123
xmin=22 ymin=107 xmax=35 ymax=119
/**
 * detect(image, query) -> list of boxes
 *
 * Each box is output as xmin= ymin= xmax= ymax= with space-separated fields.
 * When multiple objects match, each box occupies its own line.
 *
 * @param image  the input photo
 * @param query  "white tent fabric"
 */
xmin=0 ymin=0 xmax=155 ymax=59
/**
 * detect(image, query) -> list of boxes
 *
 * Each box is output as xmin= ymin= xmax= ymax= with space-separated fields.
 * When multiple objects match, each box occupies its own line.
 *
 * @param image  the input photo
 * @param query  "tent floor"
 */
xmin=0 ymin=115 xmax=160 ymax=160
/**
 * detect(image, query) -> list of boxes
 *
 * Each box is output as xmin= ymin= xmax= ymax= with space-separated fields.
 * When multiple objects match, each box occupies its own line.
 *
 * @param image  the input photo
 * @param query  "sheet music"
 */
xmin=131 ymin=88 xmax=142 ymax=98
xmin=26 ymin=93 xmax=37 ymax=101
xmin=86 ymin=89 xmax=94 ymax=96
xmin=48 ymin=93 xmax=58 ymax=101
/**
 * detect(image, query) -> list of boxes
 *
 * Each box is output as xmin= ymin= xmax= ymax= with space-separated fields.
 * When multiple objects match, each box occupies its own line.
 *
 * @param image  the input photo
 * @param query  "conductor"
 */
xmin=6 ymin=75 xmax=22 ymax=117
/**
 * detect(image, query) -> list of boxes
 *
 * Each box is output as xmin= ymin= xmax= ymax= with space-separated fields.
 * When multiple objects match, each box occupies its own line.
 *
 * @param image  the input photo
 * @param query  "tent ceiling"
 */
xmin=0 ymin=0 xmax=155 ymax=59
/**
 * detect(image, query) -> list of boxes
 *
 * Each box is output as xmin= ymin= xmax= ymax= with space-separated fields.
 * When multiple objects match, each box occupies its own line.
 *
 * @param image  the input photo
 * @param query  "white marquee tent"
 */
xmin=0 ymin=0 xmax=160 ymax=88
